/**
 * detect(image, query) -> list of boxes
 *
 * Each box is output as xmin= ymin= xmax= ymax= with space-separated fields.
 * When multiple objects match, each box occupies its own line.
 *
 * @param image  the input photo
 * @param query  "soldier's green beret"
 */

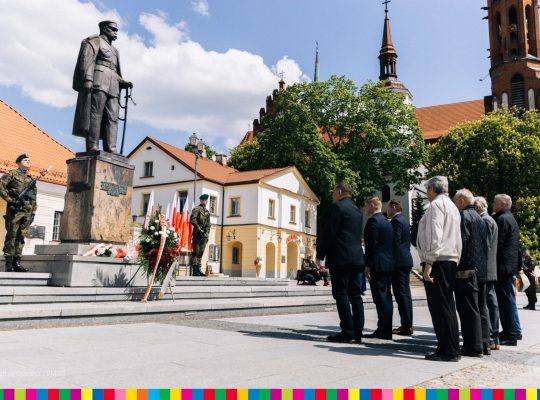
xmin=199 ymin=194 xmax=209 ymax=200
xmin=15 ymin=153 xmax=29 ymax=164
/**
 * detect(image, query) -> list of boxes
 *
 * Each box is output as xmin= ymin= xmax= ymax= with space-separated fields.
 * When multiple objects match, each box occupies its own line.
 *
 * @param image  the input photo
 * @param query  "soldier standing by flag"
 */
xmin=189 ymin=194 xmax=211 ymax=276
xmin=0 ymin=154 xmax=37 ymax=272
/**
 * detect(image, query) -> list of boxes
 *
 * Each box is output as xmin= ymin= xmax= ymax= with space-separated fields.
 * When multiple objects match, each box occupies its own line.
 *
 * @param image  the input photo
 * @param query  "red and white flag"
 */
xmin=143 ymin=191 xmax=155 ymax=229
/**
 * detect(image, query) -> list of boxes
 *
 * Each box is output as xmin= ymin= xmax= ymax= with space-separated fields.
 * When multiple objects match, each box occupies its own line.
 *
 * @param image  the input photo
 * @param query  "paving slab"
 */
xmin=0 ymin=291 xmax=536 ymax=387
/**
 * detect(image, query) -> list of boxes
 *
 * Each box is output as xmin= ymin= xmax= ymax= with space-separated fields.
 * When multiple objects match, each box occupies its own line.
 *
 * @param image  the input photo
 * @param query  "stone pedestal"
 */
xmin=60 ymin=151 xmax=134 ymax=244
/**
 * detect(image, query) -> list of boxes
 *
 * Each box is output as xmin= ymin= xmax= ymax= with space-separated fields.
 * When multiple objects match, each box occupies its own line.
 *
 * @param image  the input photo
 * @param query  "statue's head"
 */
xmin=98 ymin=20 xmax=118 ymax=42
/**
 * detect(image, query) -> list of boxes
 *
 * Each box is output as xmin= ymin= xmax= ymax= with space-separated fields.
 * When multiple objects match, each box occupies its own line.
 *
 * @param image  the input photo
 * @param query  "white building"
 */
xmin=0 ymin=99 xmax=73 ymax=254
xmin=128 ymin=137 xmax=319 ymax=278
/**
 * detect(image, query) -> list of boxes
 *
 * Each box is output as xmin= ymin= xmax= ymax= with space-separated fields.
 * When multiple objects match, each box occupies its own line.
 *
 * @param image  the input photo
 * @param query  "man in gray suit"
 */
xmin=72 ymin=21 xmax=132 ymax=153
xmin=474 ymin=196 xmax=499 ymax=351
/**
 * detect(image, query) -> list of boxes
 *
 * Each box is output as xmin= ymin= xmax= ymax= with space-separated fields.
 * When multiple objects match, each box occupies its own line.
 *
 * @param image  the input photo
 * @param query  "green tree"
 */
xmin=428 ymin=109 xmax=540 ymax=255
xmin=229 ymin=76 xmax=425 ymax=212
xmin=410 ymin=191 xmax=426 ymax=248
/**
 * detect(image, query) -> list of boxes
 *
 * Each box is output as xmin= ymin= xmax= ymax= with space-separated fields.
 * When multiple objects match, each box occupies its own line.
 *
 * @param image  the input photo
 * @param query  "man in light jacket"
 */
xmin=417 ymin=176 xmax=462 ymax=362
xmin=474 ymin=196 xmax=500 ymax=351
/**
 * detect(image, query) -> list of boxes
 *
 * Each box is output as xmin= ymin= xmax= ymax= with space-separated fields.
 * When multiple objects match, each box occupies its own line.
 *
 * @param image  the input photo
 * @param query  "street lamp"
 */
xmin=188 ymin=133 xmax=206 ymax=202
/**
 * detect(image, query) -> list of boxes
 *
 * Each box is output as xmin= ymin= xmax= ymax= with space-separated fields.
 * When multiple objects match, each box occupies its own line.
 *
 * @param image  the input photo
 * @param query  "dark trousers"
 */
xmin=392 ymin=266 xmax=413 ymax=329
xmin=330 ymin=265 xmax=365 ymax=339
xmin=3 ymin=209 xmax=33 ymax=256
xmin=495 ymin=274 xmax=519 ymax=341
xmin=524 ymin=272 xmax=537 ymax=307
xmin=89 ymin=90 xmax=119 ymax=152
xmin=486 ymin=281 xmax=499 ymax=344
xmin=455 ymin=273 xmax=482 ymax=353
xmin=370 ymin=271 xmax=393 ymax=337
xmin=424 ymin=261 xmax=460 ymax=357
xmin=477 ymin=281 xmax=491 ymax=350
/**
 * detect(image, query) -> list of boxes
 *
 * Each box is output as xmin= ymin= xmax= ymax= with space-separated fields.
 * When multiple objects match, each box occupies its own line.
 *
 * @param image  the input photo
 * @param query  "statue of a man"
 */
xmin=72 ymin=21 xmax=133 ymax=153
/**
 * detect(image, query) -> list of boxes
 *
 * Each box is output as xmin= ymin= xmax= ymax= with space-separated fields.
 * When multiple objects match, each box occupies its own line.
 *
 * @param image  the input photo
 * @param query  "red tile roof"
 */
xmin=0 ymin=99 xmax=74 ymax=185
xmin=226 ymin=167 xmax=289 ymax=184
xmin=130 ymin=137 xmax=291 ymax=185
xmin=414 ymin=99 xmax=485 ymax=140
xmin=240 ymin=99 xmax=486 ymax=144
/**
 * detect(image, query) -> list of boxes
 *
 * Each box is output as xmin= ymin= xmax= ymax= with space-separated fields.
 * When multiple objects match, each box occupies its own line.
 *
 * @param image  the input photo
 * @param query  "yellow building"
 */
xmin=128 ymin=137 xmax=319 ymax=278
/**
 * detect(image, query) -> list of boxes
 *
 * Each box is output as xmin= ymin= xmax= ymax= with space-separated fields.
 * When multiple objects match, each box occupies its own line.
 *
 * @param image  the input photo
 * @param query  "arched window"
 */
xmin=526 ymin=5 xmax=537 ymax=56
xmin=511 ymin=74 xmax=525 ymax=108
xmin=495 ymin=12 xmax=503 ymax=62
xmin=382 ymin=185 xmax=391 ymax=203
xmin=529 ymin=89 xmax=536 ymax=110
xmin=509 ymin=7 xmax=518 ymax=43
xmin=502 ymin=92 xmax=509 ymax=109
xmin=493 ymin=96 xmax=499 ymax=111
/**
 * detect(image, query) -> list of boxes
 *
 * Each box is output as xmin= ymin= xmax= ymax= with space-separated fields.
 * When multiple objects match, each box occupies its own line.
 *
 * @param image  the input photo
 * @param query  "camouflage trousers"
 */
xmin=3 ymin=209 xmax=34 ymax=256
xmin=190 ymin=235 xmax=209 ymax=268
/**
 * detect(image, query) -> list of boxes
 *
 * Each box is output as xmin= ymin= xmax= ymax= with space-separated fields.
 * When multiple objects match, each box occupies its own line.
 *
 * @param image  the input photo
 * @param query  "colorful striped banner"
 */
xmin=0 ymin=390 xmax=537 ymax=400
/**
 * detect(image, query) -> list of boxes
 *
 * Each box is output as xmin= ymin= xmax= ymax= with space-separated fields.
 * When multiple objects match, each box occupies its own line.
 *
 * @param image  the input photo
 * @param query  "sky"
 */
xmin=0 ymin=0 xmax=491 ymax=156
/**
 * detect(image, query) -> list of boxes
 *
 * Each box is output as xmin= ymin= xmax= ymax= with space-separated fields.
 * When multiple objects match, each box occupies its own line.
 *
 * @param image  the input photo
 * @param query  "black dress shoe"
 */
xmin=326 ymin=333 xmax=354 ymax=343
xmin=523 ymin=304 xmax=531 ymax=310
xmin=425 ymin=352 xmax=461 ymax=362
xmin=500 ymin=339 xmax=517 ymax=346
xmin=364 ymin=332 xmax=392 ymax=340
xmin=461 ymin=349 xmax=483 ymax=358
xmin=392 ymin=327 xmax=414 ymax=336
xmin=354 ymin=338 xmax=362 ymax=345
xmin=483 ymin=347 xmax=492 ymax=356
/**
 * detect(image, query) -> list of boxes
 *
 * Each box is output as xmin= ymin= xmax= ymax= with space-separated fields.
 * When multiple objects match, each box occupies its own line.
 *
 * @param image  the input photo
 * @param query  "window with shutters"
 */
xmin=511 ymin=74 xmax=525 ymax=108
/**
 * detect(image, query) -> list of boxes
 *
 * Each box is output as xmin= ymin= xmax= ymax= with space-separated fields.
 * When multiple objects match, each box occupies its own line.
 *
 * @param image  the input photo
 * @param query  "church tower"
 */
xmin=378 ymin=1 xmax=412 ymax=103
xmin=485 ymin=0 xmax=540 ymax=111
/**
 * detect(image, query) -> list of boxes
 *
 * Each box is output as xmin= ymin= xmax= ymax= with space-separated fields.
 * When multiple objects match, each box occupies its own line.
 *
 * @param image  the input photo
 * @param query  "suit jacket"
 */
xmin=493 ymin=209 xmax=520 ymax=275
xmin=480 ymin=212 xmax=498 ymax=282
xmin=391 ymin=213 xmax=414 ymax=268
xmin=72 ymin=35 xmax=123 ymax=138
xmin=364 ymin=212 xmax=394 ymax=273
xmin=316 ymin=198 xmax=364 ymax=269
xmin=458 ymin=205 xmax=488 ymax=276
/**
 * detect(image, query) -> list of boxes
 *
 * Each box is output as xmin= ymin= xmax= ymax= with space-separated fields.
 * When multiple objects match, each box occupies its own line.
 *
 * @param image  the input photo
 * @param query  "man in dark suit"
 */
xmin=492 ymin=194 xmax=522 ymax=346
xmin=316 ymin=181 xmax=365 ymax=344
xmin=387 ymin=199 xmax=414 ymax=336
xmin=363 ymin=196 xmax=394 ymax=340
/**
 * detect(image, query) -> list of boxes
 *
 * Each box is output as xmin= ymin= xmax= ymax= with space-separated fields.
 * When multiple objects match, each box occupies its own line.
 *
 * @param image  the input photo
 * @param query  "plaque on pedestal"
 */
xmin=59 ymin=151 xmax=135 ymax=244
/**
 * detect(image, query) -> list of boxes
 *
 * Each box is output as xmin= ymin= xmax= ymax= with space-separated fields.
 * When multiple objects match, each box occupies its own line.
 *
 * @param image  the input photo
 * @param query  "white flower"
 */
xmin=154 ymin=232 xmax=159 ymax=236
xmin=173 ymin=232 xmax=178 ymax=238
xmin=166 ymin=230 xmax=170 ymax=235
xmin=145 ymin=238 xmax=151 ymax=242
xmin=96 ymin=248 xmax=105 ymax=255
xmin=150 ymin=226 xmax=155 ymax=231
xmin=154 ymin=219 xmax=159 ymax=223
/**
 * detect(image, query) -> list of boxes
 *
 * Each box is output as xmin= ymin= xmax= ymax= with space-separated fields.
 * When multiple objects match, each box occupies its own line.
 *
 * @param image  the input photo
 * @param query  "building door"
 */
xmin=286 ymin=241 xmax=299 ymax=279
xmin=265 ymin=243 xmax=276 ymax=278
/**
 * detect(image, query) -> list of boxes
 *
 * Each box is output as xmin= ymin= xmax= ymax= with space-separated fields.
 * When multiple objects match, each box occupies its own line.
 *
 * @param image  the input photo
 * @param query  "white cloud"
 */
xmin=191 ymin=0 xmax=210 ymax=17
xmin=0 ymin=0 xmax=307 ymax=148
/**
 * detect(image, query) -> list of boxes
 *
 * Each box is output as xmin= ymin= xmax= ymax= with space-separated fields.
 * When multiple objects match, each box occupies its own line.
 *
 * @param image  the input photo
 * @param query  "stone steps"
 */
xmin=0 ymin=293 xmax=429 ymax=330
xmin=0 ymin=272 xmax=51 ymax=286
xmin=0 ymin=283 xmax=331 ymax=305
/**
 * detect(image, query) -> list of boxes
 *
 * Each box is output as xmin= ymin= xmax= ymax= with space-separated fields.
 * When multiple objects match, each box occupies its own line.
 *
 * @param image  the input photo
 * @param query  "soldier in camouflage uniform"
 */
xmin=0 ymin=154 xmax=37 ymax=272
xmin=189 ymin=194 xmax=211 ymax=276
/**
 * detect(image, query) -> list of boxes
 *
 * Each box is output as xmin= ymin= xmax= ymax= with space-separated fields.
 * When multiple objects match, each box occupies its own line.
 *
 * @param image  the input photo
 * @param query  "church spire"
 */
xmin=314 ymin=42 xmax=320 ymax=82
xmin=379 ymin=0 xmax=397 ymax=80
xmin=377 ymin=1 xmax=412 ymax=102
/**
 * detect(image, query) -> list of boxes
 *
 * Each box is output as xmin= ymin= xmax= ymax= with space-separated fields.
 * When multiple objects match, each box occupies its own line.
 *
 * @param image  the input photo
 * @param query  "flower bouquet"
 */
xmin=137 ymin=208 xmax=181 ymax=286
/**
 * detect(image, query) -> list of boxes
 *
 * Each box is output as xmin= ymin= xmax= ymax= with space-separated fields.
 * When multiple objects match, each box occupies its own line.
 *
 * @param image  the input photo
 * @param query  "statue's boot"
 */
xmin=197 ymin=266 xmax=206 ymax=277
xmin=12 ymin=256 xmax=29 ymax=272
xmin=4 ymin=256 xmax=14 ymax=272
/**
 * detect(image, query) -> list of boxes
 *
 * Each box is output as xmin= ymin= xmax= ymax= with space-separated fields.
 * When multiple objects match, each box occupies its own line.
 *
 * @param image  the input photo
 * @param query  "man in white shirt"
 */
xmin=417 ymin=176 xmax=462 ymax=362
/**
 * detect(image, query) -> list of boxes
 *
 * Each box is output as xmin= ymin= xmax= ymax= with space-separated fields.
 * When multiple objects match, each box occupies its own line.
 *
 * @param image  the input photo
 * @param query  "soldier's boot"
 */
xmin=190 ymin=265 xmax=201 ymax=276
xmin=4 ymin=256 xmax=14 ymax=272
xmin=12 ymin=256 xmax=29 ymax=273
